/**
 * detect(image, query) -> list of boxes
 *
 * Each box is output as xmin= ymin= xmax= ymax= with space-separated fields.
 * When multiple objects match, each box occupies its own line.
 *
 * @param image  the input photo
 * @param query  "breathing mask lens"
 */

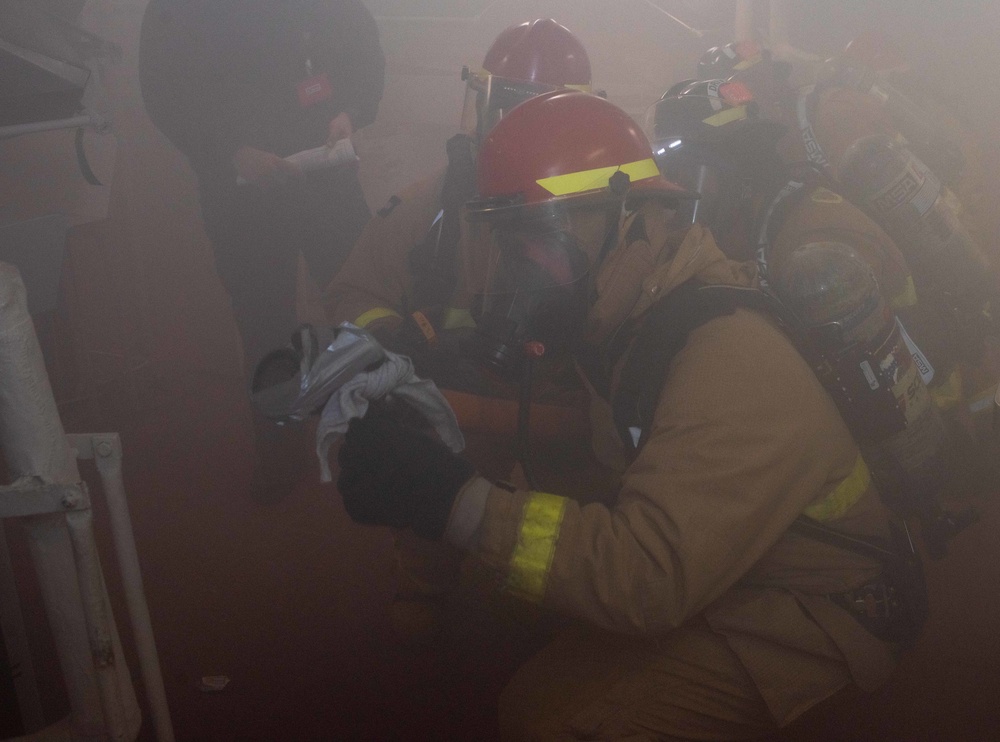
xmin=471 ymin=226 xmax=591 ymax=378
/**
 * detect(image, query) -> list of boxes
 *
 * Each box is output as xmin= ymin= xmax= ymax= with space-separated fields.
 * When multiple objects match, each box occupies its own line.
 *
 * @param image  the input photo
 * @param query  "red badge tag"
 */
xmin=296 ymin=72 xmax=333 ymax=108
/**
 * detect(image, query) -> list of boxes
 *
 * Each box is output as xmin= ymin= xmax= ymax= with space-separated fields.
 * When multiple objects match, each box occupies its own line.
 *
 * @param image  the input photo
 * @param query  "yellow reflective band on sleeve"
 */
xmin=930 ymin=368 xmax=964 ymax=411
xmin=536 ymin=158 xmax=661 ymax=197
xmin=803 ymin=455 xmax=871 ymax=522
xmin=442 ymin=307 xmax=476 ymax=330
xmin=507 ymin=492 xmax=568 ymax=602
xmin=703 ymin=105 xmax=748 ymax=127
xmin=354 ymin=307 xmax=402 ymax=329
xmin=889 ymin=275 xmax=918 ymax=310
xmin=810 ymin=187 xmax=844 ymax=205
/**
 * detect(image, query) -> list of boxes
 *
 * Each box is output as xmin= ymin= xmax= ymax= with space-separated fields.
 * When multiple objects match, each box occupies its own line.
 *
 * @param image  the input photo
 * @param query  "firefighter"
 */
xmin=336 ymin=90 xmax=915 ymax=739
xmin=727 ymin=48 xmax=1000 ymax=423
xmin=323 ymin=19 xmax=596 ymax=640
xmin=830 ymin=32 xmax=996 ymax=264
xmin=324 ymin=18 xmax=593 ymax=350
xmin=643 ymin=79 xmax=941 ymax=392
xmin=647 ymin=79 xmax=982 ymax=556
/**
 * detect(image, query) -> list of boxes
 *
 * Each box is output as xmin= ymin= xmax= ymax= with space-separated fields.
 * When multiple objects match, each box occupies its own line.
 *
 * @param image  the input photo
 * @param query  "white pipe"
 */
xmin=66 ymin=509 xmax=141 ymax=741
xmin=735 ymin=0 xmax=755 ymax=42
xmin=21 ymin=517 xmax=106 ymax=741
xmin=91 ymin=434 xmax=175 ymax=742
xmin=769 ymin=0 xmax=790 ymax=47
xmin=0 ymin=263 xmax=140 ymax=741
xmin=0 ymin=115 xmax=96 ymax=140
xmin=636 ymin=0 xmax=705 ymax=37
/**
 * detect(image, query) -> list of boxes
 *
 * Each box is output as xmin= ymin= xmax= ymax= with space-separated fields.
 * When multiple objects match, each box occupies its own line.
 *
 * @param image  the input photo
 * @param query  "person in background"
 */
xmin=138 ymin=0 xmax=385 ymax=501
xmin=725 ymin=42 xmax=1000 ymax=431
xmin=325 ymin=18 xmax=593 ymax=354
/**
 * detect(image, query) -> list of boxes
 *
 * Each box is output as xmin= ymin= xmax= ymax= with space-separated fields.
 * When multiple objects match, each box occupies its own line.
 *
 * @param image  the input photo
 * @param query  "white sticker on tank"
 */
xmin=860 ymin=360 xmax=879 ymax=390
xmin=895 ymin=317 xmax=935 ymax=384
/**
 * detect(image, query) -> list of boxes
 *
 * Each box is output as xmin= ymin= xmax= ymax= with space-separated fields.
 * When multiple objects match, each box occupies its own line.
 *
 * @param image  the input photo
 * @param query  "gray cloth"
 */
xmin=316 ymin=349 xmax=465 ymax=481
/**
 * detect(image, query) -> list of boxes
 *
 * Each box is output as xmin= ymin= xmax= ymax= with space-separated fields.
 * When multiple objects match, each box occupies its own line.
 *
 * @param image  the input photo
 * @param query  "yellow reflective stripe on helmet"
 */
xmin=536 ymin=158 xmax=660 ymax=197
xmin=930 ymin=367 xmax=964 ymax=410
xmin=733 ymin=54 xmax=762 ymax=71
xmin=564 ymin=83 xmax=593 ymax=92
xmin=442 ymin=307 xmax=476 ymax=330
xmin=507 ymin=492 xmax=568 ymax=602
xmin=703 ymin=105 xmax=748 ymax=127
xmin=889 ymin=275 xmax=918 ymax=310
xmin=803 ymin=455 xmax=871 ymax=522
xmin=354 ymin=307 xmax=402 ymax=329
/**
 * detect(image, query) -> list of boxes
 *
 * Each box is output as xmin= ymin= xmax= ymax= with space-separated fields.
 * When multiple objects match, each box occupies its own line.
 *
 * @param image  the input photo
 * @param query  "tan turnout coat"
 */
xmin=456 ymin=204 xmax=898 ymax=727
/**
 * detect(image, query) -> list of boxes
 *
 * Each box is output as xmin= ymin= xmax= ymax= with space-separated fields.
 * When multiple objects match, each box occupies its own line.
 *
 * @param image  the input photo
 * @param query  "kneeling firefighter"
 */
xmin=646 ymin=80 xmax=981 ymax=557
xmin=324 ymin=18 xmax=596 ymax=638
xmin=336 ymin=90 xmax=924 ymax=739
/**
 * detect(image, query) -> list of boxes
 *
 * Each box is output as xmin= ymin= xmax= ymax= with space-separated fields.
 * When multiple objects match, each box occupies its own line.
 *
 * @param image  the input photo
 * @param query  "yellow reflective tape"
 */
xmin=889 ymin=275 xmax=918 ymax=310
xmin=507 ymin=492 xmax=568 ymax=602
xmin=930 ymin=367 xmax=964 ymax=410
xmin=536 ymin=158 xmax=661 ymax=197
xmin=733 ymin=55 xmax=762 ymax=71
xmin=354 ymin=307 xmax=402 ymax=329
xmin=702 ymin=106 xmax=748 ymax=127
xmin=803 ymin=455 xmax=871 ymax=522
xmin=564 ymin=83 xmax=593 ymax=92
xmin=442 ymin=307 xmax=476 ymax=330
xmin=810 ymin=187 xmax=844 ymax=205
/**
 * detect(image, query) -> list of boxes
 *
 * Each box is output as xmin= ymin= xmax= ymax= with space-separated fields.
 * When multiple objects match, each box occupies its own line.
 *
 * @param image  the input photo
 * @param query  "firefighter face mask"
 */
xmin=469 ymin=222 xmax=592 ymax=378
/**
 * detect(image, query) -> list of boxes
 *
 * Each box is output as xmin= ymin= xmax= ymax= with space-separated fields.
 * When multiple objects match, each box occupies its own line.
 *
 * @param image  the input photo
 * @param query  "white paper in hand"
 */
xmin=236 ymin=139 xmax=359 ymax=185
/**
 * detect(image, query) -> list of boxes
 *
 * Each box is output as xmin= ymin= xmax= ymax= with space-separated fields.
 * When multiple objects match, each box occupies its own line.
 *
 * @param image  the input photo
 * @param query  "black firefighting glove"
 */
xmin=337 ymin=410 xmax=474 ymax=541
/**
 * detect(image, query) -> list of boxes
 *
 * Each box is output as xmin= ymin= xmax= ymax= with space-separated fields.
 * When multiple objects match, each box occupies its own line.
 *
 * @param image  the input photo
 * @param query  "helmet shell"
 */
xmin=470 ymin=90 xmax=688 ymax=220
xmin=482 ymin=18 xmax=592 ymax=88
xmin=697 ymin=40 xmax=766 ymax=80
xmin=646 ymin=79 xmax=763 ymax=148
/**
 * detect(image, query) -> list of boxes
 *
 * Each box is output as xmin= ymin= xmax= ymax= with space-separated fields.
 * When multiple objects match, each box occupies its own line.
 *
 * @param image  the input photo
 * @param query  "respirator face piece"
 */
xmin=470 ymin=224 xmax=592 ymax=379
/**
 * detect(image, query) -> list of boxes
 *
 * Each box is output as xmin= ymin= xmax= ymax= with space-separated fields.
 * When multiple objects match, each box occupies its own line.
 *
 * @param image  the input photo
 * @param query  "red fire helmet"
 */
xmin=482 ymin=18 xmax=592 ymax=89
xmin=469 ymin=90 xmax=690 ymax=221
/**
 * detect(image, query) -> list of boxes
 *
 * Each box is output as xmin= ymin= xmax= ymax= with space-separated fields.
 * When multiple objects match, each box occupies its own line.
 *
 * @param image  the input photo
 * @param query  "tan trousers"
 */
xmin=498 ymin=620 xmax=783 ymax=742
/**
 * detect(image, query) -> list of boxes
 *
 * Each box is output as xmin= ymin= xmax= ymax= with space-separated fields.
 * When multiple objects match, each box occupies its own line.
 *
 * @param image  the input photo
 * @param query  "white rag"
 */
xmin=316 ymin=350 xmax=465 ymax=481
